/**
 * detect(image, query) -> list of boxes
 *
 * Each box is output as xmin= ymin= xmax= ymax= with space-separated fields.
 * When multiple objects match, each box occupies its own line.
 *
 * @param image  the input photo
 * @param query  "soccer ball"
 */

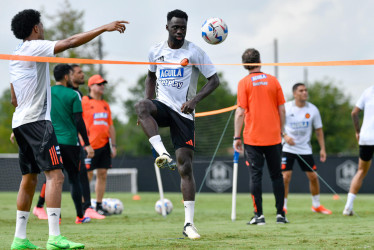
xmin=109 ymin=198 xmax=124 ymax=214
xmin=102 ymin=199 xmax=116 ymax=215
xmin=201 ymin=17 xmax=228 ymax=45
xmin=103 ymin=198 xmax=124 ymax=215
xmin=155 ymin=198 xmax=173 ymax=215
xmin=91 ymin=198 xmax=124 ymax=215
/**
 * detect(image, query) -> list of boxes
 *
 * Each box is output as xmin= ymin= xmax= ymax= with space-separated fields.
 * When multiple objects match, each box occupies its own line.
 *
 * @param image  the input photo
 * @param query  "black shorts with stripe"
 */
xmin=13 ymin=120 xmax=63 ymax=175
xmin=152 ymin=100 xmax=195 ymax=150
xmin=281 ymin=152 xmax=316 ymax=172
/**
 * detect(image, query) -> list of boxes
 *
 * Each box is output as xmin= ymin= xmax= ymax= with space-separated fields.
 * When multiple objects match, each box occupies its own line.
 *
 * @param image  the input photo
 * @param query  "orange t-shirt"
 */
xmin=237 ymin=72 xmax=285 ymax=146
xmin=81 ymin=96 xmax=113 ymax=149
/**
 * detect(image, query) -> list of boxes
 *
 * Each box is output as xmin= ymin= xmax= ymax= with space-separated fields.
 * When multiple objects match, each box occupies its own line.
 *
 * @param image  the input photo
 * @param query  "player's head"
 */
xmin=71 ymin=64 xmax=85 ymax=86
xmin=292 ymin=83 xmax=308 ymax=101
xmin=11 ymin=9 xmax=44 ymax=40
xmin=88 ymin=74 xmax=107 ymax=96
xmin=242 ymin=48 xmax=261 ymax=71
xmin=54 ymin=64 xmax=73 ymax=87
xmin=166 ymin=9 xmax=188 ymax=46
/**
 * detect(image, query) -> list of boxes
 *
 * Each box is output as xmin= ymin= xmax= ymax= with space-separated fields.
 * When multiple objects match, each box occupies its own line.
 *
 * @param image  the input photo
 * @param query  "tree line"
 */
xmin=0 ymin=0 xmax=359 ymax=156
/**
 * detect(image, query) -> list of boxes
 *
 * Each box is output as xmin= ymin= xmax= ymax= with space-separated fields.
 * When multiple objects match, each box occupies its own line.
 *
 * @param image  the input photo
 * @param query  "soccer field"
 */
xmin=1 ymin=192 xmax=373 ymax=249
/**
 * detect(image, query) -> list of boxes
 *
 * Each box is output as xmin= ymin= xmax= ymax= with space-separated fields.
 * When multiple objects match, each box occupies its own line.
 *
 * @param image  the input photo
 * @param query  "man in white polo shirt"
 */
xmin=282 ymin=83 xmax=332 ymax=215
xmin=343 ymin=85 xmax=374 ymax=216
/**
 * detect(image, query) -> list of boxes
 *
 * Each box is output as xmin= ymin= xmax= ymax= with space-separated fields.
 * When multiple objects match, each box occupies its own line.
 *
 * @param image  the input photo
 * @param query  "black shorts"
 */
xmin=281 ymin=152 xmax=316 ymax=172
xmin=85 ymin=143 xmax=112 ymax=171
xmin=59 ymin=144 xmax=81 ymax=174
xmin=152 ymin=100 xmax=195 ymax=150
xmin=13 ymin=120 xmax=63 ymax=175
xmin=359 ymin=145 xmax=374 ymax=161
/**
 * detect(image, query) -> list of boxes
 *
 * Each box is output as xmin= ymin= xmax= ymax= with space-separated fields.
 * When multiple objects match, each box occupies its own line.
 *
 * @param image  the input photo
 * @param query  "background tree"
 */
xmin=0 ymin=0 xmax=126 ymax=153
xmin=307 ymin=80 xmax=357 ymax=155
xmin=0 ymin=89 xmax=18 ymax=153
xmin=42 ymin=0 xmax=117 ymax=102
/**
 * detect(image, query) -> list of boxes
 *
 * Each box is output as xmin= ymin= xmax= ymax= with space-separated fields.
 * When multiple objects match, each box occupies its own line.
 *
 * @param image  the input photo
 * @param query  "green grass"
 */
xmin=1 ymin=192 xmax=374 ymax=249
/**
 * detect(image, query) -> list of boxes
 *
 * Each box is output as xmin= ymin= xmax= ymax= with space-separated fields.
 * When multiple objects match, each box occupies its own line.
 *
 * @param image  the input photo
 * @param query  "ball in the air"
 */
xmin=201 ymin=17 xmax=228 ymax=45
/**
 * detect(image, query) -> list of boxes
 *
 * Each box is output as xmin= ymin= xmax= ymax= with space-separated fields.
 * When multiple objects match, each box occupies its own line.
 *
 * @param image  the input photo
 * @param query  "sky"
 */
xmin=1 ymin=0 xmax=374 ymax=121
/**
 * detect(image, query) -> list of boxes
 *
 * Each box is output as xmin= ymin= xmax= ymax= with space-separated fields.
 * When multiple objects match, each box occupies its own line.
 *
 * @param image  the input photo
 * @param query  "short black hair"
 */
xmin=292 ymin=83 xmax=305 ymax=92
xmin=242 ymin=48 xmax=260 ymax=70
xmin=71 ymin=64 xmax=80 ymax=70
xmin=11 ymin=9 xmax=41 ymax=40
xmin=167 ymin=9 xmax=188 ymax=22
xmin=53 ymin=64 xmax=73 ymax=82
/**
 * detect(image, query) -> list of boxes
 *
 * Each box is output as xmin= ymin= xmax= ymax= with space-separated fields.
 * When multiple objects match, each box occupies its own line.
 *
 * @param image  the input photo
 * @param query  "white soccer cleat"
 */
xmin=155 ymin=153 xmax=176 ymax=170
xmin=183 ymin=223 xmax=200 ymax=239
xmin=343 ymin=208 xmax=354 ymax=216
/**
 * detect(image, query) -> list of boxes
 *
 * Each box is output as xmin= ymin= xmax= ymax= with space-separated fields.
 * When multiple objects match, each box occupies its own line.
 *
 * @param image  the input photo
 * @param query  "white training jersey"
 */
xmin=355 ymin=86 xmax=374 ymax=145
xmin=9 ymin=40 xmax=57 ymax=128
xmin=282 ymin=101 xmax=323 ymax=154
xmin=148 ymin=40 xmax=216 ymax=120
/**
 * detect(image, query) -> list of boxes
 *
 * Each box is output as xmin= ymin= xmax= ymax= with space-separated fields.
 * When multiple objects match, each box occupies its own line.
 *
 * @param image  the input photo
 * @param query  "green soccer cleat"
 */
xmin=46 ymin=235 xmax=84 ymax=249
xmin=11 ymin=237 xmax=41 ymax=249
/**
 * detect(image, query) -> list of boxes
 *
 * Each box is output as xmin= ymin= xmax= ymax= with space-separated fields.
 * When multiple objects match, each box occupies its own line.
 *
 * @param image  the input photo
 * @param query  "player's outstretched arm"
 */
xmin=181 ymin=73 xmax=219 ymax=114
xmin=54 ymin=20 xmax=129 ymax=54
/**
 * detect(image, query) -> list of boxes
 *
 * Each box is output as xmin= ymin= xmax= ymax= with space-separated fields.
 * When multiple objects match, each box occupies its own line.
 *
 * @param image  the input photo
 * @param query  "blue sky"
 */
xmin=1 ymin=0 xmax=374 ymax=120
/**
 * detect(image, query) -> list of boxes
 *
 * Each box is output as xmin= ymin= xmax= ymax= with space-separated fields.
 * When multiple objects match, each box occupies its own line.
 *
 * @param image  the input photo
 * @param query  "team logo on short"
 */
xmin=305 ymin=113 xmax=310 ymax=119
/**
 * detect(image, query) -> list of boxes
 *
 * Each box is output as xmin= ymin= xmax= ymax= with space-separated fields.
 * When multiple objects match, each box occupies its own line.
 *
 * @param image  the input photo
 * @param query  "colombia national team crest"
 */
xmin=305 ymin=113 xmax=311 ymax=119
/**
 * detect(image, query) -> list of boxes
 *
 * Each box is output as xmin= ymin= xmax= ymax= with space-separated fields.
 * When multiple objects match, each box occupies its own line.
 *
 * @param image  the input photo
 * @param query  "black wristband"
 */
xmin=233 ymin=137 xmax=241 ymax=140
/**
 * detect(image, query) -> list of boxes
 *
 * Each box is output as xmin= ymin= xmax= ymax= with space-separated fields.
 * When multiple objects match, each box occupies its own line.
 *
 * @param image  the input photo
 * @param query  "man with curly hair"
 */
xmin=9 ymin=9 xmax=128 ymax=249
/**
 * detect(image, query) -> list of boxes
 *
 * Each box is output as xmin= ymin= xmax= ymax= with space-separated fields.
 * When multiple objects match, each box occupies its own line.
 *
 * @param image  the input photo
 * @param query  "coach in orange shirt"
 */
xmin=233 ymin=48 xmax=288 ymax=225
xmin=82 ymin=74 xmax=117 ymax=216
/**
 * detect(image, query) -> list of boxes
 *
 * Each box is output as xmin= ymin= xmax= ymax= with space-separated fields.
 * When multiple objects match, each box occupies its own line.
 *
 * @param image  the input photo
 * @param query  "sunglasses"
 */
xmin=96 ymin=83 xmax=105 ymax=86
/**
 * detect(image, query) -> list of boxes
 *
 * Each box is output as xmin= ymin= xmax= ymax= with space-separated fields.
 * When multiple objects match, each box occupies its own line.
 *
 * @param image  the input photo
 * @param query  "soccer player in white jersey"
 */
xmin=282 ymin=83 xmax=332 ymax=215
xmin=343 ymin=86 xmax=374 ymax=216
xmin=9 ymin=9 xmax=128 ymax=249
xmin=135 ymin=9 xmax=219 ymax=239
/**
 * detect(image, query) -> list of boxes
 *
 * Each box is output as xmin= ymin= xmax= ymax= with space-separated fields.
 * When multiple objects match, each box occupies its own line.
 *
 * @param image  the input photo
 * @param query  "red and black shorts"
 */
xmin=359 ymin=145 xmax=374 ymax=161
xmin=281 ymin=152 xmax=316 ymax=172
xmin=152 ymin=100 xmax=195 ymax=150
xmin=85 ymin=143 xmax=112 ymax=171
xmin=13 ymin=120 xmax=63 ymax=175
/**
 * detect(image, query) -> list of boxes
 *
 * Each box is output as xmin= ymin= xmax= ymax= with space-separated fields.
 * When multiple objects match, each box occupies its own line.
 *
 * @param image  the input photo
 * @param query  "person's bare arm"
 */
xmin=10 ymin=83 xmax=17 ymax=107
xmin=54 ymin=21 xmax=129 ymax=54
xmin=109 ymin=125 xmax=117 ymax=158
xmin=278 ymin=104 xmax=285 ymax=134
xmin=315 ymin=128 xmax=326 ymax=162
xmin=145 ymin=71 xmax=157 ymax=99
xmin=181 ymin=73 xmax=220 ymax=114
xmin=351 ymin=106 xmax=361 ymax=142
xmin=233 ymin=106 xmax=245 ymax=153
